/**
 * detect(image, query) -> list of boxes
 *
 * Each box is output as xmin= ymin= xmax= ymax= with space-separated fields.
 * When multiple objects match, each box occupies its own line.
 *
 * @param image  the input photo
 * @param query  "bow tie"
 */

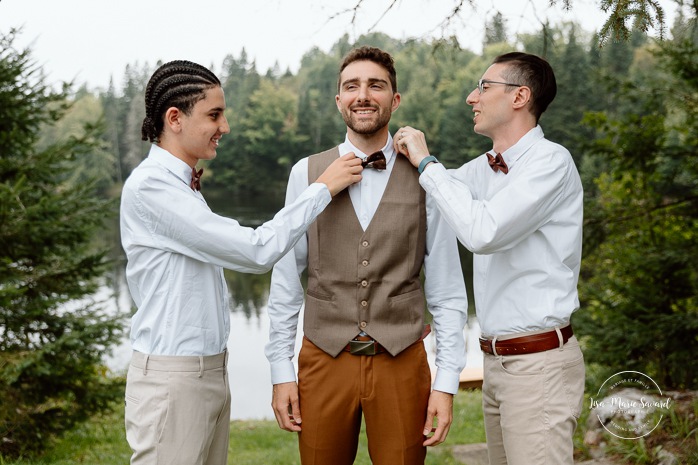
xmin=361 ymin=151 xmax=386 ymax=170
xmin=190 ymin=167 xmax=204 ymax=191
xmin=487 ymin=153 xmax=509 ymax=174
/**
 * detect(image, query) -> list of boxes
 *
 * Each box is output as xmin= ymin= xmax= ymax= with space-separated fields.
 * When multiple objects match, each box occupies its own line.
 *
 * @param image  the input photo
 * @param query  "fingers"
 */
xmin=289 ymin=397 xmax=302 ymax=428
xmin=394 ymin=126 xmax=431 ymax=168
xmin=316 ymin=152 xmax=363 ymax=197
xmin=423 ymin=418 xmax=450 ymax=447
xmin=393 ymin=126 xmax=413 ymax=154
xmin=422 ymin=408 xmax=436 ymax=442
xmin=271 ymin=382 xmax=302 ymax=432
xmin=423 ymin=391 xmax=454 ymax=447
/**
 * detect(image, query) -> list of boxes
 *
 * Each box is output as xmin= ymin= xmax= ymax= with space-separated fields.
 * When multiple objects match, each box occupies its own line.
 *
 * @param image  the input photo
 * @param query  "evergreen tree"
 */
xmin=295 ymin=45 xmax=346 ymax=156
xmin=544 ymin=23 xmax=596 ymax=165
xmin=576 ymin=18 xmax=698 ymax=389
xmin=0 ymin=30 xmax=124 ymax=457
xmin=484 ymin=12 xmax=508 ymax=45
xmin=207 ymin=50 xmax=262 ymax=191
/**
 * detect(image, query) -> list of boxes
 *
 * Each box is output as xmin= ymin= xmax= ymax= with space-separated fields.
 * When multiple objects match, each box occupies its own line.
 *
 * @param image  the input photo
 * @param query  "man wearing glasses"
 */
xmin=394 ymin=52 xmax=585 ymax=465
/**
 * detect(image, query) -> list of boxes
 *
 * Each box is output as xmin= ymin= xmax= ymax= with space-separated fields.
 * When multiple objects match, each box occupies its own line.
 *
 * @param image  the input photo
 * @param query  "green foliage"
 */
xmin=484 ymin=12 xmax=508 ymax=46
xmin=596 ymin=0 xmax=666 ymax=45
xmin=0 ymin=391 xmax=485 ymax=465
xmin=1 ymin=2 xmax=694 ymax=456
xmin=576 ymin=21 xmax=698 ymax=389
xmin=0 ymin=30 xmax=125 ymax=457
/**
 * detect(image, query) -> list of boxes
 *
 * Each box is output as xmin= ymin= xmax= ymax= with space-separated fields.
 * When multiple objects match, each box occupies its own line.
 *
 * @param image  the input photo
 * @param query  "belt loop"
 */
xmin=198 ymin=356 xmax=204 ymax=378
xmin=491 ymin=335 xmax=499 ymax=357
xmin=143 ymin=354 xmax=149 ymax=376
xmin=555 ymin=327 xmax=564 ymax=350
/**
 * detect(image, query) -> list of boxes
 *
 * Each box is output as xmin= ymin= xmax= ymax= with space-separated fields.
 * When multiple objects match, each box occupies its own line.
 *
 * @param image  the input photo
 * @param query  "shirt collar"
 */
xmin=491 ymin=125 xmax=545 ymax=168
xmin=338 ymin=133 xmax=396 ymax=163
xmin=148 ymin=144 xmax=195 ymax=186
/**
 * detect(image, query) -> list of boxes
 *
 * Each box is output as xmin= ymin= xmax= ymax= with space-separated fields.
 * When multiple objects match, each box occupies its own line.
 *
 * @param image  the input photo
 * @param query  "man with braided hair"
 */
xmin=120 ymin=60 xmax=363 ymax=465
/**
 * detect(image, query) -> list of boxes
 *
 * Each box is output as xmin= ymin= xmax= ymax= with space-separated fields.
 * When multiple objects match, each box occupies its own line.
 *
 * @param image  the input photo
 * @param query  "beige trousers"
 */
xmin=482 ymin=336 xmax=585 ymax=465
xmin=125 ymin=351 xmax=230 ymax=465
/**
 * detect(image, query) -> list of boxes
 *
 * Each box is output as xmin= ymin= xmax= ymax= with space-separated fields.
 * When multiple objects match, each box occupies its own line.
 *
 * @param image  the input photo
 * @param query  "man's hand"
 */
xmin=393 ymin=126 xmax=432 ymax=170
xmin=315 ymin=152 xmax=363 ymax=196
xmin=422 ymin=390 xmax=454 ymax=447
xmin=271 ymin=382 xmax=302 ymax=432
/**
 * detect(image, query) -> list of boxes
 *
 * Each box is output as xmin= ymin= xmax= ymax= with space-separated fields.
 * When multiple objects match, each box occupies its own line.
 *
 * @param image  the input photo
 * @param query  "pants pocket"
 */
xmin=562 ymin=351 xmax=585 ymax=418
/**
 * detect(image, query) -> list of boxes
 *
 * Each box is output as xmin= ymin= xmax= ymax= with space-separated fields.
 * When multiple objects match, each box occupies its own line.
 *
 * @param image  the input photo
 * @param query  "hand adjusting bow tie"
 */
xmin=361 ymin=151 xmax=387 ymax=170
xmin=487 ymin=153 xmax=508 ymax=174
xmin=190 ymin=167 xmax=204 ymax=191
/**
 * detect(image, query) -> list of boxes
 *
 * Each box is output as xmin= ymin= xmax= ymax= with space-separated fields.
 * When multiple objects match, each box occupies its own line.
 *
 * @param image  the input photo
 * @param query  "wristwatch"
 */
xmin=418 ymin=155 xmax=439 ymax=174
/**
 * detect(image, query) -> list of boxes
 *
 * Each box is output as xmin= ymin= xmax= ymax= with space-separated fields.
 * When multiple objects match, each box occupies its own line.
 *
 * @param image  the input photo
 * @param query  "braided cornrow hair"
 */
xmin=141 ymin=60 xmax=221 ymax=142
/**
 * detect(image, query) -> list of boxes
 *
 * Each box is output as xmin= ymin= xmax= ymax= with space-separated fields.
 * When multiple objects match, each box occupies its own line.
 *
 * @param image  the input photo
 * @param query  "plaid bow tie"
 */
xmin=361 ymin=151 xmax=386 ymax=170
xmin=487 ymin=153 xmax=508 ymax=174
xmin=190 ymin=167 xmax=204 ymax=191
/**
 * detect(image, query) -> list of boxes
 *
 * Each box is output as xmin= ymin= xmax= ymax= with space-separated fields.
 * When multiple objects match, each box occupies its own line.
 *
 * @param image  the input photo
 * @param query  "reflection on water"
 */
xmin=106 ymin=188 xmax=481 ymax=420
xmin=106 ymin=277 xmax=482 ymax=421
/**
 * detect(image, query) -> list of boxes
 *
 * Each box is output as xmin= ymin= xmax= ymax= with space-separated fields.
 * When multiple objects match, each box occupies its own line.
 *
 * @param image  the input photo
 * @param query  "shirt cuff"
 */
xmin=308 ymin=181 xmax=332 ymax=206
xmin=432 ymin=368 xmax=461 ymax=395
xmin=270 ymin=360 xmax=297 ymax=385
xmin=418 ymin=162 xmax=448 ymax=194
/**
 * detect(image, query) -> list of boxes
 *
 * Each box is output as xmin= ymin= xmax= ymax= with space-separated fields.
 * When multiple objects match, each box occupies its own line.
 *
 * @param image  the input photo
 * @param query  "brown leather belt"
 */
xmin=343 ymin=325 xmax=431 ymax=356
xmin=479 ymin=325 xmax=573 ymax=356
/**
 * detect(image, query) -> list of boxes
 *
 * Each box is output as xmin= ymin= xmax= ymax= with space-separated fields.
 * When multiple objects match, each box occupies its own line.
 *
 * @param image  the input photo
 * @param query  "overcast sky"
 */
xmin=0 ymin=0 xmax=675 ymax=90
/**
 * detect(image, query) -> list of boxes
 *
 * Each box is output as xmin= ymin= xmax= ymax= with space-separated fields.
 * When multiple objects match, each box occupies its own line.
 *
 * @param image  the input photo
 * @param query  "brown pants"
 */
xmin=297 ymin=337 xmax=431 ymax=465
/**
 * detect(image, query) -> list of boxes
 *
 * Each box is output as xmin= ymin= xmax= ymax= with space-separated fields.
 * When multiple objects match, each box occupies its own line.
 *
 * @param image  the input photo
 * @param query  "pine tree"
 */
xmin=576 ymin=15 xmax=698 ymax=389
xmin=0 ymin=29 xmax=124 ymax=457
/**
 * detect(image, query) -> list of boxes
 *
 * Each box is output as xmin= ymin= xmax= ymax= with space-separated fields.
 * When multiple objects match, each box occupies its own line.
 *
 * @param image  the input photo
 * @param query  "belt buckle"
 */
xmin=350 ymin=339 xmax=376 ymax=355
xmin=479 ymin=337 xmax=494 ymax=355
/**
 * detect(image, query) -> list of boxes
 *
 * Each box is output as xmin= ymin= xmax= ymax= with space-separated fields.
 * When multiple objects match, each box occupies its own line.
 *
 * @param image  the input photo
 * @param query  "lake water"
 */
xmin=104 ymin=190 xmax=483 ymax=420
xmin=103 ymin=272 xmax=483 ymax=420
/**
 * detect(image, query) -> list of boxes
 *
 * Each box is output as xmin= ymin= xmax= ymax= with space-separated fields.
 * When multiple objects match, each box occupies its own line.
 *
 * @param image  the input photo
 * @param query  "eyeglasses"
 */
xmin=476 ymin=79 xmax=523 ymax=94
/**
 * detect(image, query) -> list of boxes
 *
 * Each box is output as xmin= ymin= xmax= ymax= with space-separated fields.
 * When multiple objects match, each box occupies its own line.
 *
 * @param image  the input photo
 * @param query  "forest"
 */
xmin=1 ymin=3 xmax=696 ymax=459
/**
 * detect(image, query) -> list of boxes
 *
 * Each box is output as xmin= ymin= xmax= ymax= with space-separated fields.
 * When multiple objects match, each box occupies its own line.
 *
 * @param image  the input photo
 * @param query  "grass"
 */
xmin=573 ymin=392 xmax=698 ymax=465
xmin=7 ymin=389 xmax=694 ymax=465
xmin=0 ymin=390 xmax=485 ymax=465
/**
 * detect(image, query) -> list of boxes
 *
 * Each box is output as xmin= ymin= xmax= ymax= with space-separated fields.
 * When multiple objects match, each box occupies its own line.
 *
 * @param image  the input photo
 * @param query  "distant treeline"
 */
xmin=55 ymin=24 xmax=647 ymax=196
xmin=43 ymin=16 xmax=698 ymax=390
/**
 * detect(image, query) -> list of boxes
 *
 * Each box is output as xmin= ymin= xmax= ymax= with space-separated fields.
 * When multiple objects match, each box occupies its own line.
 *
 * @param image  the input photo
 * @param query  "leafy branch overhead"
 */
xmin=333 ymin=0 xmax=666 ymax=45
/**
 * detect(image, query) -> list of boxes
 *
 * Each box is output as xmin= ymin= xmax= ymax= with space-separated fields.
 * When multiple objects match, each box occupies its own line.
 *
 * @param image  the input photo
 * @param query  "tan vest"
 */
xmin=305 ymin=147 xmax=427 ymax=357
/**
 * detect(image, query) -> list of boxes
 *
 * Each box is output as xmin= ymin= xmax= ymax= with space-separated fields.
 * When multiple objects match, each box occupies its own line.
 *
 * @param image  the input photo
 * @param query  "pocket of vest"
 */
xmin=306 ymin=288 xmax=333 ymax=301
xmin=387 ymin=289 xmax=425 ymax=325
xmin=388 ymin=288 xmax=424 ymax=305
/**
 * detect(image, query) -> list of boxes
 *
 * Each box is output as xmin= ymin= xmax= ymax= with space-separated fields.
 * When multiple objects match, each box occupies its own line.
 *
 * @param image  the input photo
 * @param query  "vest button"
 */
xmin=362 ymin=240 xmax=369 ymax=247
xmin=362 ymin=260 xmax=369 ymax=266
xmin=361 ymin=300 xmax=368 ymax=307
xmin=360 ymin=321 xmax=367 ymax=328
xmin=361 ymin=280 xmax=368 ymax=287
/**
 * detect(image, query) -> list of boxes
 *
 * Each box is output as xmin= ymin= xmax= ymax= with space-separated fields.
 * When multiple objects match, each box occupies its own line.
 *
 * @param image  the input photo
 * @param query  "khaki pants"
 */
xmin=482 ymin=336 xmax=585 ymax=465
xmin=297 ymin=337 xmax=431 ymax=465
xmin=125 ymin=351 xmax=231 ymax=465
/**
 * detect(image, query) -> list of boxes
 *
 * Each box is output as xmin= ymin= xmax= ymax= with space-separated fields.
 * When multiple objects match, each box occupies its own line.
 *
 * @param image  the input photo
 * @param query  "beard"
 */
xmin=340 ymin=105 xmax=392 ymax=135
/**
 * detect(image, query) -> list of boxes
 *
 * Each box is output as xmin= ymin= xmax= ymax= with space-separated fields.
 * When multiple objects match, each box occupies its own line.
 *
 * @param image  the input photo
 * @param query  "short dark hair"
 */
xmin=141 ymin=60 xmax=221 ymax=142
xmin=492 ymin=52 xmax=557 ymax=122
xmin=337 ymin=46 xmax=397 ymax=93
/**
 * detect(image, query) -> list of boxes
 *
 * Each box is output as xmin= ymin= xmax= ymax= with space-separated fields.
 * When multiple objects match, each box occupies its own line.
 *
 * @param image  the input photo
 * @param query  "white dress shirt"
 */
xmin=419 ymin=126 xmax=583 ymax=336
xmin=120 ymin=144 xmax=332 ymax=356
xmin=265 ymin=135 xmax=468 ymax=394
